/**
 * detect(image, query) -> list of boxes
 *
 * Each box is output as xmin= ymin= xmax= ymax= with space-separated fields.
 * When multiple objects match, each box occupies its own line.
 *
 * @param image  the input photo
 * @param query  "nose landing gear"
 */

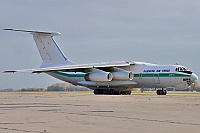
xmin=156 ymin=88 xmax=167 ymax=95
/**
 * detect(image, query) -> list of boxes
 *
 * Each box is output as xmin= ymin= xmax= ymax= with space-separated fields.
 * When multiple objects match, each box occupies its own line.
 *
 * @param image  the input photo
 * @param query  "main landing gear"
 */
xmin=156 ymin=88 xmax=167 ymax=95
xmin=94 ymin=89 xmax=131 ymax=95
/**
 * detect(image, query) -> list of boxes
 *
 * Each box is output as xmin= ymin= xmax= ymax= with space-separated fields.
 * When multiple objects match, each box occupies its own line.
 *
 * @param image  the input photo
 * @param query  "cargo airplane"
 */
xmin=3 ymin=29 xmax=198 ymax=95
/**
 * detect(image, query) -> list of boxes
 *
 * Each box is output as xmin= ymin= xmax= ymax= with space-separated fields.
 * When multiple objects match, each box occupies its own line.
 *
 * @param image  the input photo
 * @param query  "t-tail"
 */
xmin=4 ymin=28 xmax=73 ymax=67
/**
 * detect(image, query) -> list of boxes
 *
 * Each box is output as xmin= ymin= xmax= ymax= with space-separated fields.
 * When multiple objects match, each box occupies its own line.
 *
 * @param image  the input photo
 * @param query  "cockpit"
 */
xmin=175 ymin=67 xmax=192 ymax=74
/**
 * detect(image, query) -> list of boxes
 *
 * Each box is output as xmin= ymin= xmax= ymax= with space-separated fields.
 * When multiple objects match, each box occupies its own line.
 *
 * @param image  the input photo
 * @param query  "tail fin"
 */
xmin=4 ymin=29 xmax=73 ymax=67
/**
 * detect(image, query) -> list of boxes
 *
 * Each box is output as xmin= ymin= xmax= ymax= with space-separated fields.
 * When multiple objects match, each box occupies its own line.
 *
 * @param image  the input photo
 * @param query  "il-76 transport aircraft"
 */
xmin=3 ymin=29 xmax=198 ymax=95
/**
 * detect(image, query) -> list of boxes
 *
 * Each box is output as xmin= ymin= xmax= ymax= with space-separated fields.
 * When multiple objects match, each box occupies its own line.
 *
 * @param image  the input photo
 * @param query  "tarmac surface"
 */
xmin=0 ymin=91 xmax=199 ymax=133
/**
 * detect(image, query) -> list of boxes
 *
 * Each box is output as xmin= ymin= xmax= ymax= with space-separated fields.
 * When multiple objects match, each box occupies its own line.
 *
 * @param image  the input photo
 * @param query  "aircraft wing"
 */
xmin=4 ymin=61 xmax=135 ymax=73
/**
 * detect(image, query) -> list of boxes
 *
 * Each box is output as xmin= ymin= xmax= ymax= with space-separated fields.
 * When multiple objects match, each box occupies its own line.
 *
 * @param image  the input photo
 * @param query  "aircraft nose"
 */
xmin=191 ymin=73 xmax=198 ymax=82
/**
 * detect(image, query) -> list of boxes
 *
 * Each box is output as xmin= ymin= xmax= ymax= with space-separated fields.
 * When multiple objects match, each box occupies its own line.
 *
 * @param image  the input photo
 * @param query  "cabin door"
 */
xmin=153 ymin=73 xmax=160 ymax=84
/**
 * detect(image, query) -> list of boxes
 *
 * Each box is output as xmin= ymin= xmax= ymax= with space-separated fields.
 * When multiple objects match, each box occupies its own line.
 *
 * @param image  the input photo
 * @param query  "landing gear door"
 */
xmin=153 ymin=73 xmax=160 ymax=84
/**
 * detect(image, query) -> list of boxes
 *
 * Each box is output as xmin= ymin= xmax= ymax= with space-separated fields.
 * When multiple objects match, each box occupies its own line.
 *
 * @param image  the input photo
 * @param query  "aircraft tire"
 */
xmin=114 ymin=91 xmax=120 ymax=95
xmin=94 ymin=89 xmax=99 ymax=95
xmin=126 ymin=91 xmax=131 ymax=95
xmin=94 ymin=89 xmax=103 ymax=95
xmin=164 ymin=90 xmax=167 ymax=95
xmin=156 ymin=90 xmax=167 ymax=95
xmin=94 ymin=89 xmax=131 ymax=95
xmin=156 ymin=90 xmax=160 ymax=95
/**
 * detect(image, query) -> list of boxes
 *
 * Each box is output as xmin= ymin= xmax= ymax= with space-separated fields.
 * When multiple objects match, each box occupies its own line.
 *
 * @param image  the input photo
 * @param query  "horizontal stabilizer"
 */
xmin=4 ymin=28 xmax=61 ymax=36
xmin=3 ymin=69 xmax=35 ymax=73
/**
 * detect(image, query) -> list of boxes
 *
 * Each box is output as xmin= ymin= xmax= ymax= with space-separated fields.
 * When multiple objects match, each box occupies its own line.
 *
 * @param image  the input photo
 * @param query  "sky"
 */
xmin=0 ymin=0 xmax=200 ymax=89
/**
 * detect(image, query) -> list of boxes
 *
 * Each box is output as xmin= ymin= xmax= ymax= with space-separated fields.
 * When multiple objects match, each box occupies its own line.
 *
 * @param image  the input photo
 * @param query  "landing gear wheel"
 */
xmin=156 ymin=90 xmax=160 ymax=95
xmin=156 ymin=89 xmax=167 ymax=95
xmin=164 ymin=90 xmax=167 ymax=95
xmin=94 ymin=89 xmax=132 ymax=95
xmin=94 ymin=89 xmax=103 ymax=95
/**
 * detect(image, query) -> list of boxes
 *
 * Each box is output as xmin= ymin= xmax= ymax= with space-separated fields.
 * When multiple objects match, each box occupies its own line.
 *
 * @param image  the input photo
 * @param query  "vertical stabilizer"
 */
xmin=4 ymin=29 xmax=73 ymax=67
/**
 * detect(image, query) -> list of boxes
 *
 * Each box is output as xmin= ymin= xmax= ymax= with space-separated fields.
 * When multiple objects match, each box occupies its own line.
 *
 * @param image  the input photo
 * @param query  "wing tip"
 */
xmin=3 ymin=70 xmax=17 ymax=73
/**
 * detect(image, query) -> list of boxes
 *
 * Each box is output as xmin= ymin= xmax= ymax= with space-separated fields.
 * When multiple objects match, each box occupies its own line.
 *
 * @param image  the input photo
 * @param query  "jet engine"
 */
xmin=85 ymin=71 xmax=113 ymax=82
xmin=112 ymin=71 xmax=133 ymax=80
xmin=109 ymin=67 xmax=133 ymax=80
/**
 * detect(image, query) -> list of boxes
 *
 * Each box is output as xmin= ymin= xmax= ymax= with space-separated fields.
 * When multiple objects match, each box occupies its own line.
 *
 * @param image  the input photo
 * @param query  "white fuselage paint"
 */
xmin=47 ymin=62 xmax=197 ymax=91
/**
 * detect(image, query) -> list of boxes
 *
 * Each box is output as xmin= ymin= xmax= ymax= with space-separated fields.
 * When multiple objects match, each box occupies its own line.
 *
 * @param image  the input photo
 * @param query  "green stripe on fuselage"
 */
xmin=54 ymin=71 xmax=85 ymax=77
xmin=134 ymin=73 xmax=190 ymax=78
xmin=54 ymin=71 xmax=190 ymax=78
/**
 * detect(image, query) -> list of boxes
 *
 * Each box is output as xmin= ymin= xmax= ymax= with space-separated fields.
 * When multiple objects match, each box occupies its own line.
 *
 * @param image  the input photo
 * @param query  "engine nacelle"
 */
xmin=85 ymin=71 xmax=113 ymax=82
xmin=112 ymin=71 xmax=133 ymax=80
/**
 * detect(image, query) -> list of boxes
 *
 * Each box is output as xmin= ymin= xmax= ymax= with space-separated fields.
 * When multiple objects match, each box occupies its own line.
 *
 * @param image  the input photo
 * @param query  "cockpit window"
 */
xmin=175 ymin=67 xmax=186 ymax=72
xmin=175 ymin=67 xmax=192 ymax=74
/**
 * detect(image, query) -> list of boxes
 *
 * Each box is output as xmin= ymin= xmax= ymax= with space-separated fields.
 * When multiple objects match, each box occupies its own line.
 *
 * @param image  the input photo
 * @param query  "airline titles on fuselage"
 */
xmin=143 ymin=69 xmax=170 ymax=73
